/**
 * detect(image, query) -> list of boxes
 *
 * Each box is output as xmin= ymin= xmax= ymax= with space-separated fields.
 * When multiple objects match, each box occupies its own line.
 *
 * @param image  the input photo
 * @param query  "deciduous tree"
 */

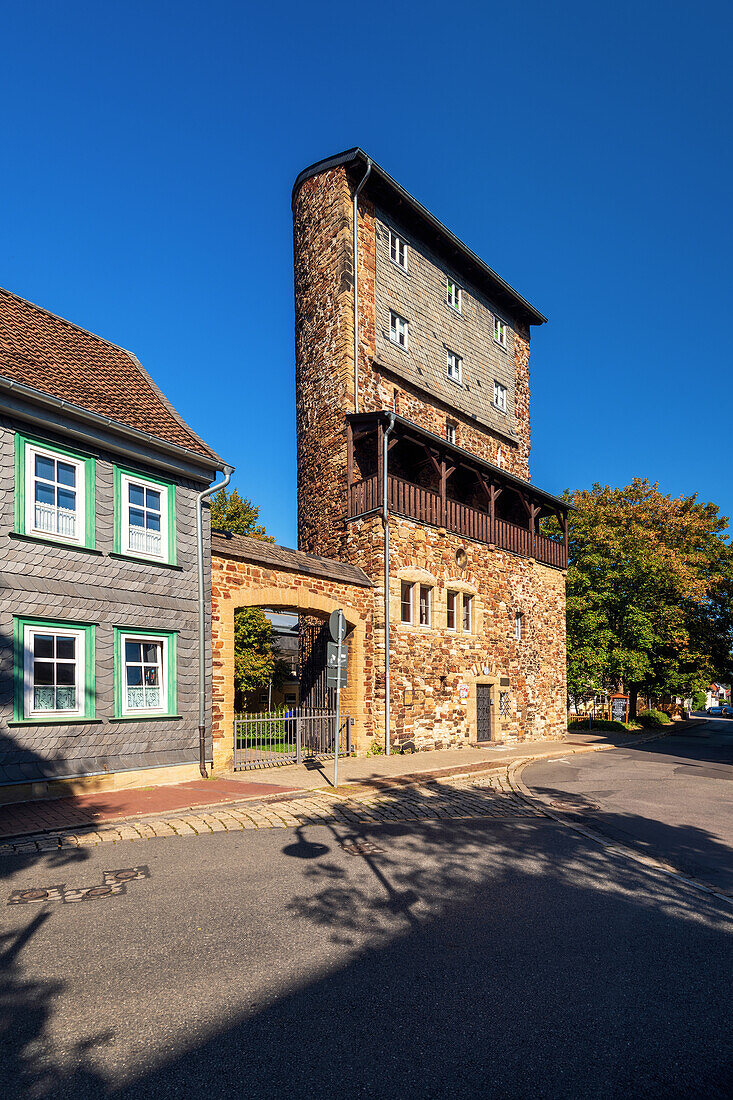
xmin=552 ymin=479 xmax=733 ymax=716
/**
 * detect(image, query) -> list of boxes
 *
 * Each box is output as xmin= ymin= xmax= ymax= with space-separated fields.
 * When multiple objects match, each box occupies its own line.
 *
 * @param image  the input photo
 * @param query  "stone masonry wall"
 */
xmin=341 ymin=511 xmax=566 ymax=749
xmin=210 ymin=552 xmax=375 ymax=767
xmin=294 ymin=166 xmax=353 ymax=561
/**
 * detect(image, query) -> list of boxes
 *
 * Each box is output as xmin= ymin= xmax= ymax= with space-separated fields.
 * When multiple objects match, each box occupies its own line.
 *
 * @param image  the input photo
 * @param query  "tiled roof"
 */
xmin=212 ymin=531 xmax=374 ymax=588
xmin=0 ymin=286 xmax=220 ymax=461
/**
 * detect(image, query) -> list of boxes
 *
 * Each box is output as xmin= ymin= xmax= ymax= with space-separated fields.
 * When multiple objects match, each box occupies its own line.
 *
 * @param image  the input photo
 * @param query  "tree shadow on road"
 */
xmin=1 ymin=778 xmax=732 ymax=1099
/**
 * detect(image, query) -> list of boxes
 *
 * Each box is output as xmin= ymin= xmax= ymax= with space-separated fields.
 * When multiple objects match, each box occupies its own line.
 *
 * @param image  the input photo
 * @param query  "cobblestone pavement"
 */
xmin=0 ymin=774 xmax=542 ymax=856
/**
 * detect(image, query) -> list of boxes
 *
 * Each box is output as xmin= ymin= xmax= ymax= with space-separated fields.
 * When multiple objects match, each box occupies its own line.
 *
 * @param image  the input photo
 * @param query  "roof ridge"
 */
xmin=0 ymin=285 xmax=140 ymax=358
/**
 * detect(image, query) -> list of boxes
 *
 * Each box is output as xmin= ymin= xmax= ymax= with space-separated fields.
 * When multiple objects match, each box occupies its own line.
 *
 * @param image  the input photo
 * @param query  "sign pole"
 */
xmin=334 ymin=609 xmax=344 ymax=788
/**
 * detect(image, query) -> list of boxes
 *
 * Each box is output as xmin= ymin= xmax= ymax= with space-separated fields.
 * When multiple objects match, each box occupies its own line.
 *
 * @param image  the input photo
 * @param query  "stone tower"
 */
xmin=293 ymin=149 xmax=568 ymax=750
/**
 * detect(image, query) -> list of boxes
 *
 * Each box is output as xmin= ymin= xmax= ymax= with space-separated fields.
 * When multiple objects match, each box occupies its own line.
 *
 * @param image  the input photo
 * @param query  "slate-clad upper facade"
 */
xmin=374 ymin=211 xmax=519 ymax=443
xmin=0 ymin=286 xmax=225 ymax=788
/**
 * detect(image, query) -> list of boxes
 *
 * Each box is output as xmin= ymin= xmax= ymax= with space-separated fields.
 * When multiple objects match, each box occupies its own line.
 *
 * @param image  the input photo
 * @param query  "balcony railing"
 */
xmin=348 ymin=474 xmax=567 ymax=570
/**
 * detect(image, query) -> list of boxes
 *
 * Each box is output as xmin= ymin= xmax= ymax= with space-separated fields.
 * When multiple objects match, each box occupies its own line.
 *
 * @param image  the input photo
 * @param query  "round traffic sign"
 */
xmin=329 ymin=609 xmax=346 ymax=642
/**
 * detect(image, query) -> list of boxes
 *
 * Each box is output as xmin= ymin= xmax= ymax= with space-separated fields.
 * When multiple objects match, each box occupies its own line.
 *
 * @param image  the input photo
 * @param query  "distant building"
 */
xmin=706 ymin=683 xmax=730 ymax=708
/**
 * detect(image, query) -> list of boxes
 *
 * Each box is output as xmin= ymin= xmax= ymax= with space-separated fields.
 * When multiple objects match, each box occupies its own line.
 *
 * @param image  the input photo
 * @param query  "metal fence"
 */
xmin=233 ymin=707 xmax=352 ymax=770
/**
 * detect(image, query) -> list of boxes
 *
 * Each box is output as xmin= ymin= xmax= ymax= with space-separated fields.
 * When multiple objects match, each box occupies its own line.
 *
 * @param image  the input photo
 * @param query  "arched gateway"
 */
xmin=210 ymin=531 xmax=374 ymax=771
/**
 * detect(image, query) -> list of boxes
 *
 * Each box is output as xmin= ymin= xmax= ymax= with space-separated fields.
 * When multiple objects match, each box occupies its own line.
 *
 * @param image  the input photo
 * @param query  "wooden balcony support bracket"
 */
xmin=440 ymin=456 xmax=455 ymax=527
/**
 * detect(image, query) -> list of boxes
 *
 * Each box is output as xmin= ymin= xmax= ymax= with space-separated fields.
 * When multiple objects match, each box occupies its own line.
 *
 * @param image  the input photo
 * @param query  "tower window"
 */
xmin=447 ymin=590 xmax=458 ymax=631
xmin=389 ymin=230 xmax=408 ymax=271
xmin=494 ymin=317 xmax=507 ymax=348
xmin=446 ymin=350 xmax=462 ymax=384
xmin=401 ymin=581 xmax=413 ymax=624
xmin=446 ymin=420 xmax=456 ymax=445
xmin=390 ymin=311 xmax=409 ymax=350
xmin=419 ymin=585 xmax=432 ymax=627
xmin=462 ymin=595 xmax=473 ymax=633
xmin=446 ymin=278 xmax=462 ymax=313
xmin=493 ymin=381 xmax=507 ymax=413
xmin=515 ymin=612 xmax=523 ymax=641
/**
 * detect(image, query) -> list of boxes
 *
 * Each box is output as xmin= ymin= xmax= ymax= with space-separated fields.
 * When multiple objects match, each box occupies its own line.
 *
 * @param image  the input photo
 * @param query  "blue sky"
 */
xmin=2 ymin=1 xmax=731 ymax=545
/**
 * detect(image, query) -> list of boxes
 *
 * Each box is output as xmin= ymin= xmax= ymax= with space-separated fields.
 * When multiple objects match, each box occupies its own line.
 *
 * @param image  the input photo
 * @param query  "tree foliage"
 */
xmin=210 ymin=487 xmax=274 ymax=542
xmin=233 ymin=607 xmax=288 ymax=700
xmin=553 ymin=479 xmax=733 ymax=713
xmin=212 ymin=486 xmax=285 ymax=705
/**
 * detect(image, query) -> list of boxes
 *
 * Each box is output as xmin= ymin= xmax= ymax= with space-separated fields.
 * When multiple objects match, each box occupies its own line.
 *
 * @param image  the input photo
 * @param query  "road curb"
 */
xmin=506 ymin=749 xmax=733 ymax=909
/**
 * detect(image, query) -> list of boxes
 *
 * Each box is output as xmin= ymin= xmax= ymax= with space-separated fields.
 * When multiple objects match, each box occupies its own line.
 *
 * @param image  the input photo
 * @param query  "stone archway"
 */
xmin=210 ymin=533 xmax=374 ymax=771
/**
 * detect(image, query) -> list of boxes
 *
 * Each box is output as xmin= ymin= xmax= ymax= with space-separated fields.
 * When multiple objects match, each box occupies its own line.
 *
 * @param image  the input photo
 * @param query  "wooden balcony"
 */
xmin=346 ymin=412 xmax=569 ymax=572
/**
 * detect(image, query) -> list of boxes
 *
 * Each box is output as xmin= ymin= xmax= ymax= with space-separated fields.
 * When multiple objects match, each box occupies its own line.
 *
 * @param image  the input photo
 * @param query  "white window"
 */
xmin=446 ymin=278 xmax=462 ymax=313
xmin=389 ymin=230 xmax=408 ymax=271
xmin=462 ymin=595 xmax=473 ymax=633
xmin=121 ymin=634 xmax=168 ymax=715
xmin=446 ymin=350 xmax=462 ymax=383
xmin=24 ymin=624 xmax=86 ymax=718
xmin=401 ymin=581 xmax=413 ymax=624
xmin=121 ymin=473 xmax=168 ymax=560
xmin=446 ymin=421 xmax=456 ymax=445
xmin=390 ymin=311 xmax=409 ymax=350
xmin=494 ymin=381 xmax=507 ymax=413
xmin=419 ymin=585 xmax=432 ymax=627
xmin=494 ymin=317 xmax=507 ymax=348
xmin=26 ymin=444 xmax=85 ymax=544
xmin=515 ymin=612 xmax=523 ymax=641
xmin=447 ymin=590 xmax=458 ymax=631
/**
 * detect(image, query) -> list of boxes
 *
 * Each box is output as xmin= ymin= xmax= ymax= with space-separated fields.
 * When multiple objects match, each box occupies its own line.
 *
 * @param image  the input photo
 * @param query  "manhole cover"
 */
xmin=341 ymin=840 xmax=385 ymax=856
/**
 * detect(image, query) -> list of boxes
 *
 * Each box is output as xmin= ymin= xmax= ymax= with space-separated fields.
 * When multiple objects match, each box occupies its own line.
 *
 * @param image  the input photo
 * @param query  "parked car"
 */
xmin=706 ymin=704 xmax=733 ymax=717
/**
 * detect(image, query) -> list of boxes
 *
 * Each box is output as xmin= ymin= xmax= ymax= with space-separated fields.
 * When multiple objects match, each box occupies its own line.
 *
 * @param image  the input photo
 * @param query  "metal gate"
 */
xmin=476 ymin=684 xmax=492 ymax=742
xmin=234 ymin=707 xmax=351 ymax=770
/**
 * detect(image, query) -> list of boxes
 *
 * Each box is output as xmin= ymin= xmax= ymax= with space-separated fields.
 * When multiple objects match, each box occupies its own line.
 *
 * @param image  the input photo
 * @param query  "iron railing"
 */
xmin=233 ymin=707 xmax=352 ymax=770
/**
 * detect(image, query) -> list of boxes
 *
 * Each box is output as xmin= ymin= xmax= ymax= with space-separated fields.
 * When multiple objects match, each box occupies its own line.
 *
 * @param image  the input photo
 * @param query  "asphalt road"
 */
xmin=524 ymin=717 xmax=733 ymax=894
xmin=2 ymin=778 xmax=732 ymax=1100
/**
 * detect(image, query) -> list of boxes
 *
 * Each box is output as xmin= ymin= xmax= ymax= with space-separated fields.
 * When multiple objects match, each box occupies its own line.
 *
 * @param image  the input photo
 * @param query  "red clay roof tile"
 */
xmin=0 ymin=286 xmax=220 ymax=462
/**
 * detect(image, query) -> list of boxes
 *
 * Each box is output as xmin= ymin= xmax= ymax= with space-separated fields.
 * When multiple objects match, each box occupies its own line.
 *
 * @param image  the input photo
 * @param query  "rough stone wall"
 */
xmin=381 ymin=516 xmax=566 ymax=748
xmin=513 ymin=325 xmax=532 ymax=478
xmin=210 ymin=552 xmax=375 ymax=766
xmin=0 ymin=415 xmax=210 ymax=784
xmin=294 ymin=166 xmax=354 ymax=560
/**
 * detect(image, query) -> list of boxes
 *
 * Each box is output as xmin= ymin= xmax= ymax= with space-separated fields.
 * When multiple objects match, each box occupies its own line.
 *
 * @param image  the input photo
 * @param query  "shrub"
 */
xmin=567 ymin=718 xmax=633 ymax=733
xmin=636 ymin=709 xmax=671 ymax=729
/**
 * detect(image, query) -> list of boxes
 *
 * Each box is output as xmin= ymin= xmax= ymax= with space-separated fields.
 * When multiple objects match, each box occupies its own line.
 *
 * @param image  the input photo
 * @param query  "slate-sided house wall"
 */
xmin=0 ymin=287 xmax=226 ymax=792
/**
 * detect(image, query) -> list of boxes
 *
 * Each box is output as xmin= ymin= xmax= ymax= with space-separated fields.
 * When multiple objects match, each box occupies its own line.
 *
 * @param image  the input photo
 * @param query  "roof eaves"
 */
xmin=292 ymin=148 xmax=547 ymax=327
xmin=0 ymin=374 xmax=229 ymax=477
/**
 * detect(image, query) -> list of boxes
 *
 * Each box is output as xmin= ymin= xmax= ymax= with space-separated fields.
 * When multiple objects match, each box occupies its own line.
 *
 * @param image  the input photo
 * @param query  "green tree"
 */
xmin=210 ymin=487 xmax=274 ymax=542
xmin=550 ymin=479 xmax=733 ymax=716
xmin=233 ymin=606 xmax=289 ymax=707
xmin=212 ymin=486 xmax=285 ymax=708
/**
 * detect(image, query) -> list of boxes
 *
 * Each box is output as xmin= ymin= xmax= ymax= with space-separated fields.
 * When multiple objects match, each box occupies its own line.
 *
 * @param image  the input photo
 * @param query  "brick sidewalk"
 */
xmin=0 ymin=778 xmax=303 ymax=841
xmin=0 ymin=726 xmax=677 ymax=845
xmin=0 ymin=773 xmax=543 ymax=859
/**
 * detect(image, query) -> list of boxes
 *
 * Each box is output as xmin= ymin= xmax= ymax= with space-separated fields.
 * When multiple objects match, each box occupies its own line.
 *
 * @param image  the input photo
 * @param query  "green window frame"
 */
xmin=113 ymin=465 xmax=177 ymax=565
xmin=113 ymin=628 xmax=178 ymax=719
xmin=13 ymin=616 xmax=96 ymax=724
xmin=14 ymin=432 xmax=96 ymax=549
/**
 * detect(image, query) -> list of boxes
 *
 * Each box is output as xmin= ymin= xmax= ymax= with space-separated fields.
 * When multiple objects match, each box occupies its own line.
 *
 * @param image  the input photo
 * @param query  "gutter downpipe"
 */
xmin=353 ymin=158 xmax=372 ymax=414
xmin=383 ymin=413 xmax=396 ymax=755
xmin=196 ymin=465 xmax=233 ymax=777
